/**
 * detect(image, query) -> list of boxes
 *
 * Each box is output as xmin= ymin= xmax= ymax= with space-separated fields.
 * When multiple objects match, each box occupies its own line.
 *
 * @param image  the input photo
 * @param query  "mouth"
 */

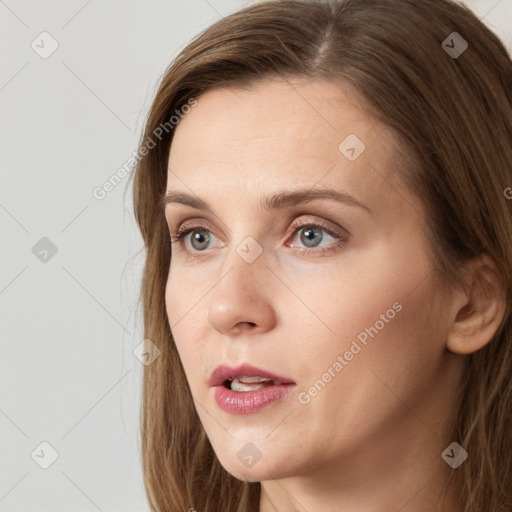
xmin=209 ymin=364 xmax=296 ymax=415
xmin=209 ymin=363 xmax=295 ymax=389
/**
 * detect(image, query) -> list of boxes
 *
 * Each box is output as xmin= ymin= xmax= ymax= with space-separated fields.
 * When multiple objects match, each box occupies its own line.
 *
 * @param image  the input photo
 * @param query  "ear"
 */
xmin=447 ymin=254 xmax=507 ymax=355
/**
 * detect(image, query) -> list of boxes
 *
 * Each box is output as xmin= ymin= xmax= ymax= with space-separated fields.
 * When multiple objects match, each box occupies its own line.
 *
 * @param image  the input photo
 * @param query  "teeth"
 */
xmin=235 ymin=376 xmax=271 ymax=383
xmin=229 ymin=377 xmax=274 ymax=392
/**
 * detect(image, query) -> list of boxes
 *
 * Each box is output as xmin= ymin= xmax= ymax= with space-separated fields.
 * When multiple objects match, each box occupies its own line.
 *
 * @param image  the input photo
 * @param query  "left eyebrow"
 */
xmin=162 ymin=186 xmax=372 ymax=215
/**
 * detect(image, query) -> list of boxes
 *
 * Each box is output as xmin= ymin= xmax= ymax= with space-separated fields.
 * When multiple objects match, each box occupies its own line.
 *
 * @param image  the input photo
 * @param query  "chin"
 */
xmin=213 ymin=443 xmax=299 ymax=483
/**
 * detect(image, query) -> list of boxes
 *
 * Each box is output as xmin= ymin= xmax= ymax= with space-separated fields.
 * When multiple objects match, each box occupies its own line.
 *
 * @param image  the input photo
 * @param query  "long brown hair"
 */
xmin=130 ymin=0 xmax=512 ymax=510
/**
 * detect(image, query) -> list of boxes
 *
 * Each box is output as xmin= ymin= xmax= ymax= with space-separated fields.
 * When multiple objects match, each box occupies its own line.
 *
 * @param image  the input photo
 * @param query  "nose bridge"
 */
xmin=215 ymin=233 xmax=268 ymax=302
xmin=207 ymin=234 xmax=276 ymax=333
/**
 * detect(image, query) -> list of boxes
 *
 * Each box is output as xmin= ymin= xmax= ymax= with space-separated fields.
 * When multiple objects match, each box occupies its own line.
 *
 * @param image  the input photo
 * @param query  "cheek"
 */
xmin=349 ymin=293 xmax=443 ymax=417
xmin=288 ymin=268 xmax=445 ymax=459
xmin=293 ymin=240 xmax=442 ymax=387
xmin=164 ymin=261 xmax=201 ymax=337
xmin=164 ymin=272 xmax=196 ymax=368
xmin=164 ymin=266 xmax=217 ymax=390
xmin=284 ymin=258 xmax=417 ymax=348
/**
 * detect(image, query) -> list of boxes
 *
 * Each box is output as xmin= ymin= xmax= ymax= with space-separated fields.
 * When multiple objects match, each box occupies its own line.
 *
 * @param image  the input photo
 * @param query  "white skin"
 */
xmin=163 ymin=78 xmax=506 ymax=511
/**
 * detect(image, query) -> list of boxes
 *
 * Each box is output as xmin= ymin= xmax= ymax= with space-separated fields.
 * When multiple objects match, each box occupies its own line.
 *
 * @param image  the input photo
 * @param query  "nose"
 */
xmin=207 ymin=246 xmax=277 ymax=336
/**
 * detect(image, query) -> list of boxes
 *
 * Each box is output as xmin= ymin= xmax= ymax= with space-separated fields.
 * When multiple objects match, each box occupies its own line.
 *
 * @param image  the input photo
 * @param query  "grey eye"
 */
xmin=189 ymin=229 xmax=211 ymax=251
xmin=299 ymin=226 xmax=324 ymax=248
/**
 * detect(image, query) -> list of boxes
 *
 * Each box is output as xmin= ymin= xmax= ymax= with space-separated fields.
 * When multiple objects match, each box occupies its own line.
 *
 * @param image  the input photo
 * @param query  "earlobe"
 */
xmin=446 ymin=255 xmax=507 ymax=355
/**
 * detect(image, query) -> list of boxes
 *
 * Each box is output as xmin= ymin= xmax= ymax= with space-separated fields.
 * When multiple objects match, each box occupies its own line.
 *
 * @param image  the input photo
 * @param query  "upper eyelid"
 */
xmin=165 ymin=209 xmax=231 ymax=232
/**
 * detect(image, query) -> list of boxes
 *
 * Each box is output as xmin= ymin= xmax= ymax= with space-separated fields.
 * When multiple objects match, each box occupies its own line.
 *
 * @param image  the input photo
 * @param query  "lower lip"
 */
xmin=213 ymin=383 xmax=296 ymax=414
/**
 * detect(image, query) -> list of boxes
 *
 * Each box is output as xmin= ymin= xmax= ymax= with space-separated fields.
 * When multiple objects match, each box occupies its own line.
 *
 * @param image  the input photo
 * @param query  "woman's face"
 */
xmin=164 ymin=78 xmax=463 ymax=486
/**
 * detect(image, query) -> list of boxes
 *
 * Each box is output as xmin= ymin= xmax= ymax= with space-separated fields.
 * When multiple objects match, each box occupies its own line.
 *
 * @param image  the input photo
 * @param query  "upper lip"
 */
xmin=209 ymin=364 xmax=295 ymax=387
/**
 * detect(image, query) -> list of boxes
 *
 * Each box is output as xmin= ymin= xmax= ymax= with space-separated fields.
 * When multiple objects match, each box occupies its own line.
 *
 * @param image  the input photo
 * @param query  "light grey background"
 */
xmin=0 ymin=1 xmax=510 ymax=511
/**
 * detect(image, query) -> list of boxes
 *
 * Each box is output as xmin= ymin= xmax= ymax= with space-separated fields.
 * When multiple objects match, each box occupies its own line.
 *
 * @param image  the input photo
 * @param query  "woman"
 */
xmin=130 ymin=0 xmax=512 ymax=510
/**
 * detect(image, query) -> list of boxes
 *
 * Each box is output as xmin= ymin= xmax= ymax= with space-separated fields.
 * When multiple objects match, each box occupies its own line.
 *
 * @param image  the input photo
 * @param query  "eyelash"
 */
xmin=169 ymin=219 xmax=347 ymax=259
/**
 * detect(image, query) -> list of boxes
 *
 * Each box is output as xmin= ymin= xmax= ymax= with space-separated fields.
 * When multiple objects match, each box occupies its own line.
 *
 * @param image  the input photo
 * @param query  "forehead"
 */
xmin=165 ymin=78 xmax=415 ymax=219
xmin=168 ymin=78 xmax=375 ymax=169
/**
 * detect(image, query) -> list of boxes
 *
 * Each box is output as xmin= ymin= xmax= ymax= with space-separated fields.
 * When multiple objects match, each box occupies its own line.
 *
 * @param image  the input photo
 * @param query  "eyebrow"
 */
xmin=163 ymin=187 xmax=371 ymax=215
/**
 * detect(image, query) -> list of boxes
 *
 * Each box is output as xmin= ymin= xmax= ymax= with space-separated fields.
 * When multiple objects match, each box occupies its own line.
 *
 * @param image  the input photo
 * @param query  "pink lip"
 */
xmin=209 ymin=364 xmax=296 ymax=415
